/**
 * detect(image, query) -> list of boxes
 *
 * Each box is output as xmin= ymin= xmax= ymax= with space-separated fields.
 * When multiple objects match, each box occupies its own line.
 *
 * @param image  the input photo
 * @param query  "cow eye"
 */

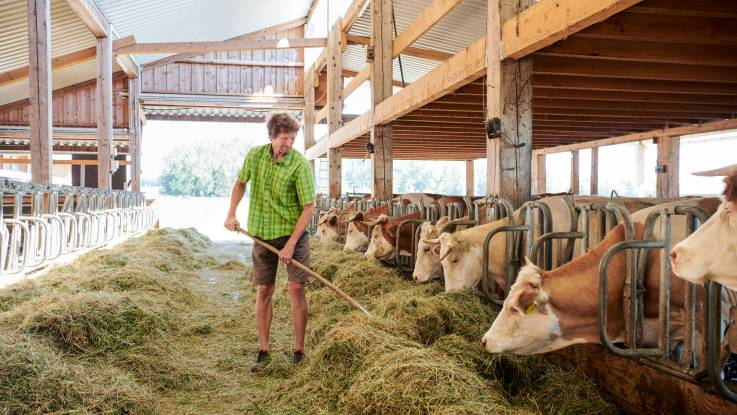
xmin=451 ymin=257 xmax=458 ymax=263
xmin=423 ymin=247 xmax=431 ymax=252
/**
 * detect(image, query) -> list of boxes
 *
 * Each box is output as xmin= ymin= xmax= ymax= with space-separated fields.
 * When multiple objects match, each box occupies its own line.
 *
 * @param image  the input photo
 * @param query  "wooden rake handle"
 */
xmin=235 ymin=227 xmax=370 ymax=316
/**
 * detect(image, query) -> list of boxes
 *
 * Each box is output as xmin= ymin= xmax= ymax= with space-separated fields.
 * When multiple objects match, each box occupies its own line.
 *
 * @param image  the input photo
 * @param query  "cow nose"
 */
xmin=412 ymin=275 xmax=419 ymax=283
xmin=481 ymin=337 xmax=487 ymax=348
xmin=669 ymin=251 xmax=678 ymax=268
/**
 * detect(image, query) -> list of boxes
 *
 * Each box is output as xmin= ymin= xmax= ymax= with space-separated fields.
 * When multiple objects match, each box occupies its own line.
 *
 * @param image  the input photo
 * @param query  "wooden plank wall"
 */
xmin=141 ymin=26 xmax=304 ymax=97
xmin=0 ymin=72 xmax=129 ymax=129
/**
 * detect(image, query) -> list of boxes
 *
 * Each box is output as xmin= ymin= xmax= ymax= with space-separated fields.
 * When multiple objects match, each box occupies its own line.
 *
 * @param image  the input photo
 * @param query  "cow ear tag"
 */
xmin=525 ymin=303 xmax=537 ymax=315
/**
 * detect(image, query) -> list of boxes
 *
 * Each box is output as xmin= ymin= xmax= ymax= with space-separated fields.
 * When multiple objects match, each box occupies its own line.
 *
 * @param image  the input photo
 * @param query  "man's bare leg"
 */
xmin=287 ymin=282 xmax=308 ymax=352
xmin=255 ymin=284 xmax=276 ymax=351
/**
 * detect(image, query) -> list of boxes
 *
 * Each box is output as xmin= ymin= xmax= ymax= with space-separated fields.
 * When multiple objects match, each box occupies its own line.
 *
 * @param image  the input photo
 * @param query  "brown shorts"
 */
xmin=251 ymin=232 xmax=310 ymax=285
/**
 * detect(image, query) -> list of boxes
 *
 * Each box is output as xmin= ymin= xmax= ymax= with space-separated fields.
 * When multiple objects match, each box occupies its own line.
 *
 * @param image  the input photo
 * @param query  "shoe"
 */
xmin=250 ymin=350 xmax=271 ymax=373
xmin=293 ymin=350 xmax=304 ymax=365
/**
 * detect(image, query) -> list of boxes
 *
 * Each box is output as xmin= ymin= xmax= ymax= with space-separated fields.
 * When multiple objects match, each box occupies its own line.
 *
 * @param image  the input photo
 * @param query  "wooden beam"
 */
xmin=348 ymin=35 xmax=454 ymax=61
xmin=343 ymin=66 xmax=370 ymax=100
xmin=0 ymin=46 xmax=96 ymax=88
xmin=342 ymin=0 xmax=369 ymax=32
xmin=393 ymin=0 xmax=462 ymax=58
xmin=97 ymin=36 xmax=113 ymax=189
xmin=116 ymin=37 xmax=326 ymax=54
xmin=656 ymin=135 xmax=680 ymax=198
xmin=533 ymin=56 xmax=737 ymax=83
xmin=534 ymin=75 xmax=737 ymax=96
xmin=489 ymin=0 xmax=534 ymax=207
xmin=533 ymin=119 xmax=737 ymax=155
xmin=375 ymin=37 xmax=487 ymax=124
xmin=628 ymin=0 xmax=737 ymax=19
xmin=175 ymin=58 xmax=304 ymax=67
xmin=0 ymin=158 xmax=129 ymax=166
xmin=533 ymin=88 xmax=737 ymax=106
xmin=570 ymin=150 xmax=579 ymax=195
xmin=314 ymin=105 xmax=328 ymax=124
xmin=590 ymin=147 xmax=598 ymax=195
xmin=534 ymin=98 xmax=736 ymax=115
xmin=502 ymin=0 xmax=643 ymax=60
xmin=129 ymin=76 xmax=142 ymax=191
xmin=66 ymin=0 xmax=110 ymax=37
xmin=142 ymin=17 xmax=307 ymax=69
xmin=466 ymin=159 xmax=474 ymax=196
xmin=537 ymin=38 xmax=737 ymax=67
xmin=535 ymin=154 xmax=546 ymax=194
xmin=327 ymin=20 xmax=343 ymax=198
xmin=28 ymin=0 xmax=53 ymax=184
xmin=371 ymin=0 xmax=394 ymax=200
xmin=303 ymin=62 xmax=316 ymax=172
xmin=534 ymin=107 xmax=728 ymax=120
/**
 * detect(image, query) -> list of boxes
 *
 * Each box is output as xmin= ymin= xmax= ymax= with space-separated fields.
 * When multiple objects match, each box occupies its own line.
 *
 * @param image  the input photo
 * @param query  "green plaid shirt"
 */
xmin=238 ymin=144 xmax=315 ymax=240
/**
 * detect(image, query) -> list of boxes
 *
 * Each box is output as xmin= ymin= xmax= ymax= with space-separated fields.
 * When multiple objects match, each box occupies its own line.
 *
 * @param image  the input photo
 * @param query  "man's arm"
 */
xmin=278 ymin=203 xmax=314 ymax=264
xmin=224 ymin=180 xmax=246 ymax=231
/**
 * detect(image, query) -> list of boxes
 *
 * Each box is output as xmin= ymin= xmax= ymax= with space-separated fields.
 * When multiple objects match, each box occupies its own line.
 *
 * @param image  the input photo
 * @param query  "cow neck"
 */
xmin=542 ymin=224 xmax=636 ymax=342
xmin=354 ymin=220 xmax=369 ymax=234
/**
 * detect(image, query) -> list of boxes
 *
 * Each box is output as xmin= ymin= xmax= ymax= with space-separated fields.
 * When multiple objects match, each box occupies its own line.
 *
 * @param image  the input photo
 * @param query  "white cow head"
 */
xmin=412 ymin=217 xmax=450 ymax=283
xmin=481 ymin=260 xmax=562 ymax=354
xmin=671 ymin=172 xmax=737 ymax=291
xmin=671 ymin=199 xmax=737 ymax=290
xmin=364 ymin=221 xmax=394 ymax=261
xmin=316 ymin=211 xmax=339 ymax=242
xmin=424 ymin=232 xmax=483 ymax=292
xmin=343 ymin=212 xmax=368 ymax=251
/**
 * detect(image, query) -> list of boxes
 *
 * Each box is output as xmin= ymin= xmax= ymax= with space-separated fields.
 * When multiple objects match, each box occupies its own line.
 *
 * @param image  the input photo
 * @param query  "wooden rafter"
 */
xmin=0 ymin=47 xmax=96 ymax=88
xmin=116 ymin=36 xmax=325 ymax=54
xmin=66 ymin=0 xmax=110 ymax=37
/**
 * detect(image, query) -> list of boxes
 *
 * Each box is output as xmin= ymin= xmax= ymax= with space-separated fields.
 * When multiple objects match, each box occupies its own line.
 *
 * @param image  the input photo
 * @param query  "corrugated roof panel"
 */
xmin=0 ymin=59 xmax=121 ymax=107
xmin=0 ymin=0 xmax=96 ymax=73
xmin=97 ymin=0 xmax=312 ymax=66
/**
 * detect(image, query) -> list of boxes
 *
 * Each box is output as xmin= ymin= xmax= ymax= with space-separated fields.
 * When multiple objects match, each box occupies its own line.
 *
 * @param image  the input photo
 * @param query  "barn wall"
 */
xmin=141 ymin=26 xmax=304 ymax=97
xmin=0 ymin=72 xmax=129 ymax=129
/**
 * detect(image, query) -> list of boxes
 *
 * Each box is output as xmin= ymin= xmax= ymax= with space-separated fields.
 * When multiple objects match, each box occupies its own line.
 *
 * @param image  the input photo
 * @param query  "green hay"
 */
xmin=1 ymin=291 xmax=173 ymax=355
xmin=0 ymin=332 xmax=155 ymax=414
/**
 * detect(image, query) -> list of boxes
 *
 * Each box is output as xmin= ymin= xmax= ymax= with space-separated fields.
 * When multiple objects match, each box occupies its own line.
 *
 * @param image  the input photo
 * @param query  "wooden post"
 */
xmin=487 ymin=0 xmax=533 ymax=207
xmin=96 ymin=35 xmax=113 ymax=189
xmin=303 ymin=63 xmax=316 ymax=174
xmin=327 ymin=19 xmax=343 ymax=198
xmin=465 ymin=160 xmax=474 ymax=196
xmin=535 ymin=153 xmax=546 ymax=195
xmin=28 ymin=0 xmax=53 ymax=184
xmin=657 ymin=136 xmax=680 ymax=198
xmin=129 ymin=76 xmax=142 ymax=192
xmin=571 ymin=149 xmax=579 ymax=195
xmin=370 ymin=0 xmax=394 ymax=200
xmin=591 ymin=147 xmax=599 ymax=196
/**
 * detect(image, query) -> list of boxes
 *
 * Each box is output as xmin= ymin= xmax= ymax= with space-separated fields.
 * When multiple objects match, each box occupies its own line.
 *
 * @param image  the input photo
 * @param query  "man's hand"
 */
xmin=279 ymin=242 xmax=296 ymax=264
xmin=224 ymin=215 xmax=240 ymax=232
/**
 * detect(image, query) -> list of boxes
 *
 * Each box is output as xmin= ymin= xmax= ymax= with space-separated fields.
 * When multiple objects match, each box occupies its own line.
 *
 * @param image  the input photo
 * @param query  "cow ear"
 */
xmin=511 ymin=289 xmax=537 ymax=316
xmin=724 ymin=174 xmax=737 ymax=204
xmin=422 ymin=237 xmax=440 ymax=245
xmin=329 ymin=215 xmax=338 ymax=226
xmin=524 ymin=256 xmax=537 ymax=268
xmin=432 ymin=244 xmax=441 ymax=256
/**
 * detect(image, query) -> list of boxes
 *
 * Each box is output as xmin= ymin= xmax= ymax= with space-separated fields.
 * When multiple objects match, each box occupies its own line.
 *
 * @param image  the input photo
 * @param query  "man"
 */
xmin=224 ymin=112 xmax=315 ymax=373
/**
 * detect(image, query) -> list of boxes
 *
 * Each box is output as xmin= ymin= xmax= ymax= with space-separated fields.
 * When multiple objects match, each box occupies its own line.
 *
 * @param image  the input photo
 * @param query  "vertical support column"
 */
xmin=535 ymin=153 xmax=546 ymax=195
xmin=370 ymin=0 xmax=394 ymax=200
xmin=303 ymin=63 xmax=316 ymax=174
xmin=465 ymin=160 xmax=474 ymax=196
xmin=590 ymin=147 xmax=598 ymax=196
xmin=486 ymin=0 xmax=533 ymax=207
xmin=129 ymin=76 xmax=142 ymax=192
xmin=327 ymin=20 xmax=343 ymax=199
xmin=570 ymin=150 xmax=579 ymax=195
xmin=657 ymin=136 xmax=680 ymax=198
xmin=28 ymin=0 xmax=53 ymax=184
xmin=96 ymin=35 xmax=113 ymax=189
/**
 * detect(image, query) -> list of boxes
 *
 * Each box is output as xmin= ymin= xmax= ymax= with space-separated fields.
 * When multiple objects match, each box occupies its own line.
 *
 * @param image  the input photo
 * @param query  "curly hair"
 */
xmin=266 ymin=112 xmax=300 ymax=138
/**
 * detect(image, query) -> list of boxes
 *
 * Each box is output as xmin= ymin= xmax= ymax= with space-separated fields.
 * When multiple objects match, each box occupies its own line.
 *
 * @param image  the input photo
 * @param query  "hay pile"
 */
xmin=252 ymin=240 xmax=618 ymax=415
xmin=0 ymin=228 xmax=212 ymax=413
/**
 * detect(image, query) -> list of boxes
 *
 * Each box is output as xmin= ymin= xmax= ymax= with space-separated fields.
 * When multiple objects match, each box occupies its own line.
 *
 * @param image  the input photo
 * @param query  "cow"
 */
xmin=412 ymin=216 xmax=475 ymax=283
xmin=480 ymin=197 xmax=722 ymax=355
xmin=315 ymin=202 xmax=356 ymax=242
xmin=671 ymin=165 xmax=737 ymax=291
xmin=343 ymin=204 xmax=391 ymax=251
xmin=364 ymin=210 xmax=422 ymax=261
xmin=423 ymin=196 xmax=656 ymax=293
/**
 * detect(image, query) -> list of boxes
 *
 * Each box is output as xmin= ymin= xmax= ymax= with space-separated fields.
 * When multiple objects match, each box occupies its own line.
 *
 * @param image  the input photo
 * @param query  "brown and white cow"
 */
xmin=424 ymin=196 xmax=655 ymax=292
xmin=481 ymin=197 xmax=722 ymax=355
xmin=343 ymin=204 xmax=392 ymax=251
xmin=364 ymin=210 xmax=422 ymax=261
xmin=481 ymin=223 xmax=687 ymax=354
xmin=316 ymin=203 xmax=356 ymax=242
xmin=413 ymin=217 xmax=451 ymax=283
xmin=672 ymin=166 xmax=737 ymax=291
